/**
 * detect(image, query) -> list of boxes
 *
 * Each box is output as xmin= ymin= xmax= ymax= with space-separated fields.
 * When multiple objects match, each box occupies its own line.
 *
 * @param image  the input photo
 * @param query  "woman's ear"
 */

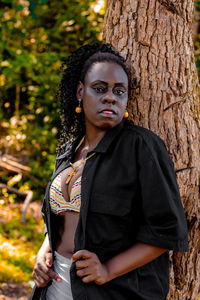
xmin=76 ymin=81 xmax=84 ymax=99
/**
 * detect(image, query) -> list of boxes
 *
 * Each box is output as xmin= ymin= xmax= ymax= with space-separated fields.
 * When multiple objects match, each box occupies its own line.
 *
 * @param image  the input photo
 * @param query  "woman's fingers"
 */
xmin=33 ymin=267 xmax=62 ymax=287
xmin=76 ymin=267 xmax=90 ymax=277
xmin=34 ymin=273 xmax=50 ymax=288
xmin=36 ymin=261 xmax=49 ymax=274
xmin=72 ymin=250 xmax=93 ymax=262
xmin=33 ymin=268 xmax=50 ymax=282
xmin=32 ymin=269 xmax=50 ymax=288
xmin=33 ymin=252 xmax=62 ymax=287
xmin=47 ymin=269 xmax=62 ymax=282
xmin=75 ymin=258 xmax=91 ymax=270
xmin=45 ymin=252 xmax=53 ymax=267
xmin=73 ymin=250 xmax=109 ymax=285
xmin=82 ymin=275 xmax=95 ymax=284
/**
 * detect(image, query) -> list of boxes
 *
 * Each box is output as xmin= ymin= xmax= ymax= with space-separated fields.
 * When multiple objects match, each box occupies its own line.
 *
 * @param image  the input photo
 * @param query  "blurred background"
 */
xmin=0 ymin=0 xmax=199 ymax=298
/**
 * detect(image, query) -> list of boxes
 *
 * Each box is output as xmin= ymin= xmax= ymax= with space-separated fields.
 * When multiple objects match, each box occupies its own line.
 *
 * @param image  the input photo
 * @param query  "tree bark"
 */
xmin=103 ymin=1 xmax=200 ymax=299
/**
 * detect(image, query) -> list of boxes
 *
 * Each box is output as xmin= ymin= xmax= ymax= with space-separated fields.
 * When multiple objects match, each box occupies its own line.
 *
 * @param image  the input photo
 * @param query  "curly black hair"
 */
xmin=57 ymin=43 xmax=130 ymax=155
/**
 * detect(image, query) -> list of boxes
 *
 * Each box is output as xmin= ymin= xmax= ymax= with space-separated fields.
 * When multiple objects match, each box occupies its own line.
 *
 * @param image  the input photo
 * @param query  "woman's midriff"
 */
xmin=55 ymin=153 xmax=86 ymax=259
xmin=56 ymin=211 xmax=80 ymax=259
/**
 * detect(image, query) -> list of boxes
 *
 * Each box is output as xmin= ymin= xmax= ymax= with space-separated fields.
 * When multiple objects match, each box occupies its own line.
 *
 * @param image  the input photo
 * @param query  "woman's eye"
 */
xmin=94 ymin=86 xmax=105 ymax=93
xmin=114 ymin=89 xmax=125 ymax=96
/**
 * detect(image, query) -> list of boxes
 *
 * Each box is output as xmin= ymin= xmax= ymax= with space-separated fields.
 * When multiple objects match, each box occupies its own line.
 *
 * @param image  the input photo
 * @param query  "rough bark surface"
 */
xmin=103 ymin=1 xmax=200 ymax=299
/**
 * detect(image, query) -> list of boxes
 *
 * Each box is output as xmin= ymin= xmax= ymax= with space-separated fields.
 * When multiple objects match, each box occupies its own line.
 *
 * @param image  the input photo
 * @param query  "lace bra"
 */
xmin=49 ymin=171 xmax=81 ymax=214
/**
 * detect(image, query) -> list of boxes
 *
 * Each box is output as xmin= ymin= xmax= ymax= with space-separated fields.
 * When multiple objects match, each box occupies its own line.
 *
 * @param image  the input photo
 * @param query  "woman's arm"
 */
xmin=33 ymin=234 xmax=62 ymax=287
xmin=72 ymin=242 xmax=167 ymax=285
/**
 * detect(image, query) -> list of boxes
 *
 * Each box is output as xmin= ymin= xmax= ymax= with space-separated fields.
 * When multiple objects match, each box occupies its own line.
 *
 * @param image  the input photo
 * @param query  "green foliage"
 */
xmin=3 ymin=216 xmax=43 ymax=247
xmin=0 ymin=0 xmax=105 ymax=199
xmin=0 ymin=203 xmax=44 ymax=282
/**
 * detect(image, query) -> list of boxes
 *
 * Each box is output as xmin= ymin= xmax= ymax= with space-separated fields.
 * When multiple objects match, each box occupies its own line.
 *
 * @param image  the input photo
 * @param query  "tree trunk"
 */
xmin=103 ymin=1 xmax=200 ymax=299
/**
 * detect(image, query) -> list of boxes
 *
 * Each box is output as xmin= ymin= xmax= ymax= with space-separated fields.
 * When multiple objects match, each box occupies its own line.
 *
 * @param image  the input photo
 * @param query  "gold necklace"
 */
xmin=66 ymin=152 xmax=95 ymax=184
xmin=66 ymin=137 xmax=95 ymax=184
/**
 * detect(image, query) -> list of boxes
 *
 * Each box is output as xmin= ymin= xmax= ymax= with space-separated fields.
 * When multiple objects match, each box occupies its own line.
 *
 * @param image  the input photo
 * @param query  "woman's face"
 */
xmin=77 ymin=61 xmax=128 ymax=131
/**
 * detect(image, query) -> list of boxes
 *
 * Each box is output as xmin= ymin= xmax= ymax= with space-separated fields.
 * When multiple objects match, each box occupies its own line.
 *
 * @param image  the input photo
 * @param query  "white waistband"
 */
xmin=54 ymin=251 xmax=72 ymax=266
xmin=46 ymin=251 xmax=73 ymax=300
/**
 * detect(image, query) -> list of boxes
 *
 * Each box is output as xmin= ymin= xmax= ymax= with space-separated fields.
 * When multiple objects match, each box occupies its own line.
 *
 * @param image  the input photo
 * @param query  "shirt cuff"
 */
xmin=136 ymin=225 xmax=189 ymax=252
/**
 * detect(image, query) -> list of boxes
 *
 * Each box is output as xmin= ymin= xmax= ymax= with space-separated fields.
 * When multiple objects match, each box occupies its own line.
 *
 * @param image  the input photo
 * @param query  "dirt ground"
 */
xmin=0 ymin=282 xmax=31 ymax=300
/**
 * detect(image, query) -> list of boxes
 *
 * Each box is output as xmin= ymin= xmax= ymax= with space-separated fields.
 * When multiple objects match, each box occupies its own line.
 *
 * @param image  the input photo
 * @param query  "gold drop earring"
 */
xmin=124 ymin=110 xmax=129 ymax=118
xmin=75 ymin=98 xmax=82 ymax=113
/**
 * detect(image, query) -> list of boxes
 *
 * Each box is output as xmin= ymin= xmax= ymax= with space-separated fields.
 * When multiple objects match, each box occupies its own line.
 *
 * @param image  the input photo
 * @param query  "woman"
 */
xmin=30 ymin=43 xmax=188 ymax=300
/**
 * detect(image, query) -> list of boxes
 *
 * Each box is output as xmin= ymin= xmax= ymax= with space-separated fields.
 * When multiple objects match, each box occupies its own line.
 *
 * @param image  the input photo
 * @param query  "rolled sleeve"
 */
xmin=136 ymin=137 xmax=188 ymax=252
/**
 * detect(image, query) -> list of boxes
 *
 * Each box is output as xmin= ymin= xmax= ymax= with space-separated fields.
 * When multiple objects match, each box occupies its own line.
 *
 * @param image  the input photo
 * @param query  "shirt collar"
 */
xmin=56 ymin=120 xmax=126 ymax=159
xmin=92 ymin=120 xmax=125 ymax=153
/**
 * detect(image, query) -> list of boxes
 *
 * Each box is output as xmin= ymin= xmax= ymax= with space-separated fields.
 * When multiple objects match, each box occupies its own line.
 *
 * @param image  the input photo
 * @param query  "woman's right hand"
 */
xmin=32 ymin=234 xmax=62 ymax=288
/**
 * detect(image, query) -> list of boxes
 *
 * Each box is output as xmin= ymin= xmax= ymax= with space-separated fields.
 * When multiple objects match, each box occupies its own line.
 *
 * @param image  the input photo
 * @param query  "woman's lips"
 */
xmin=99 ymin=109 xmax=116 ymax=116
xmin=102 ymin=110 xmax=114 ymax=115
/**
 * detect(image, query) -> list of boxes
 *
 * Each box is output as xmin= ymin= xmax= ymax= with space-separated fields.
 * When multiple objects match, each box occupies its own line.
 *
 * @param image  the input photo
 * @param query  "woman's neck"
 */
xmin=83 ymin=126 xmax=108 ymax=152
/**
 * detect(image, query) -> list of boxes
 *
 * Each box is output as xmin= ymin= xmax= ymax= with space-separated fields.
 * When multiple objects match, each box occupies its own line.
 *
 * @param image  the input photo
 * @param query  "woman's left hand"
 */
xmin=72 ymin=250 xmax=109 ymax=285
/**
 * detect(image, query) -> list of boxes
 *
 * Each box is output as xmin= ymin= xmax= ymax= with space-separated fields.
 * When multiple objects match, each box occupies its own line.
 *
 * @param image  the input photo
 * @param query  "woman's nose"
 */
xmin=101 ymin=90 xmax=116 ymax=104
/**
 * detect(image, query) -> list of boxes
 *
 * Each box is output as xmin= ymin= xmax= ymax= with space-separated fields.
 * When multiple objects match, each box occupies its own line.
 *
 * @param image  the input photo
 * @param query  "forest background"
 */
xmin=0 ymin=0 xmax=199 ymax=298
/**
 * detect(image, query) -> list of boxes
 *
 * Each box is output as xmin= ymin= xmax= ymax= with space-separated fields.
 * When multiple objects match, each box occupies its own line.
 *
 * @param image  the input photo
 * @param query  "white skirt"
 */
xmin=46 ymin=251 xmax=73 ymax=300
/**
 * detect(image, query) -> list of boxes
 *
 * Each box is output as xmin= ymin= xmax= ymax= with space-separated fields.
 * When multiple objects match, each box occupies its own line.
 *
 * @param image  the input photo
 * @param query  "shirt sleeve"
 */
xmin=43 ymin=222 xmax=47 ymax=236
xmin=41 ymin=196 xmax=48 ymax=235
xmin=135 ymin=134 xmax=188 ymax=252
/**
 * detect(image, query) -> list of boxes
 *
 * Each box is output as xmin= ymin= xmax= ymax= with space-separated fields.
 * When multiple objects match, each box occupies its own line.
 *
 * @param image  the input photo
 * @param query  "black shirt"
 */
xmin=31 ymin=120 xmax=188 ymax=300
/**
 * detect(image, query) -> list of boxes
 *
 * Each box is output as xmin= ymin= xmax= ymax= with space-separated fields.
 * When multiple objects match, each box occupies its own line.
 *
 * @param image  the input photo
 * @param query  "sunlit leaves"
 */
xmin=0 ymin=204 xmax=43 ymax=282
xmin=0 ymin=0 xmax=105 ymax=199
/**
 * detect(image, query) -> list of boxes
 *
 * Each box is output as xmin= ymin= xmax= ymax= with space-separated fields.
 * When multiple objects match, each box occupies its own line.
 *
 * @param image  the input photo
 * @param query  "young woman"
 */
xmin=30 ymin=43 xmax=188 ymax=300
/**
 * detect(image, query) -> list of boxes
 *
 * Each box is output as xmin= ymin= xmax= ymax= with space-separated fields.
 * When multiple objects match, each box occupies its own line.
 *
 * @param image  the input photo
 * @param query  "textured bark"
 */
xmin=103 ymin=1 xmax=200 ymax=299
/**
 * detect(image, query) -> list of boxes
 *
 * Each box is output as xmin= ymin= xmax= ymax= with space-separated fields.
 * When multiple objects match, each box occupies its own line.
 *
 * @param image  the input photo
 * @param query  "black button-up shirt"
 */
xmin=30 ymin=120 xmax=188 ymax=300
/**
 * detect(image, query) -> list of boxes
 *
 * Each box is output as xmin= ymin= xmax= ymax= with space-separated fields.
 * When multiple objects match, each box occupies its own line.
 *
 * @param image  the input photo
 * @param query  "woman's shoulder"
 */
xmin=124 ymin=121 xmax=166 ymax=148
xmin=123 ymin=121 xmax=172 ymax=163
